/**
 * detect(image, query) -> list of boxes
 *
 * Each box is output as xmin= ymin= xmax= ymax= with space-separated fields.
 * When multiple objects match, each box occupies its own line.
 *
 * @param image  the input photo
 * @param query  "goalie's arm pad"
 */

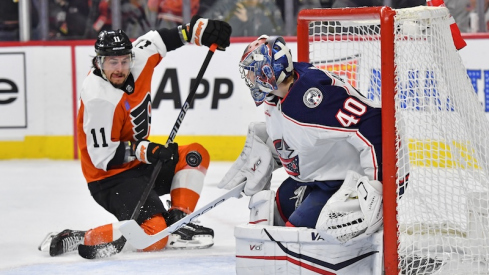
xmin=218 ymin=122 xmax=279 ymax=196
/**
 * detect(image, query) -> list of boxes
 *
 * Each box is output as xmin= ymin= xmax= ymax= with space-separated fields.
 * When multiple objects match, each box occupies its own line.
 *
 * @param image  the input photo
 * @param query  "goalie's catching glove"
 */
xmin=186 ymin=15 xmax=232 ymax=49
xmin=316 ymin=171 xmax=383 ymax=243
xmin=134 ymin=140 xmax=179 ymax=165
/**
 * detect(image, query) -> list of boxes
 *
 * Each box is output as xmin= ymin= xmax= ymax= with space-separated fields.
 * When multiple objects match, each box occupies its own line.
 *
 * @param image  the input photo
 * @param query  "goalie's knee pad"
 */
xmin=249 ymin=190 xmax=276 ymax=225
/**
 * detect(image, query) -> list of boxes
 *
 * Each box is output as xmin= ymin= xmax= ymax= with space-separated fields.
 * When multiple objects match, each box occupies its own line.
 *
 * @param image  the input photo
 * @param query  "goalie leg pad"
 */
xmin=234 ymin=224 xmax=384 ymax=275
xmin=249 ymin=190 xmax=276 ymax=225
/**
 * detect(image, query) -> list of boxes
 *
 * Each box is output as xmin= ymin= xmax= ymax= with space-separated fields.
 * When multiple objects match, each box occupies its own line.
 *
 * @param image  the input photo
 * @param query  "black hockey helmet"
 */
xmin=95 ymin=29 xmax=132 ymax=56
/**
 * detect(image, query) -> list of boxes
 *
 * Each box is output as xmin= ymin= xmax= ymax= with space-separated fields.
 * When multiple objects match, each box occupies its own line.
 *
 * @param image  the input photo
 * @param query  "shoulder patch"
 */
xmin=303 ymin=88 xmax=323 ymax=108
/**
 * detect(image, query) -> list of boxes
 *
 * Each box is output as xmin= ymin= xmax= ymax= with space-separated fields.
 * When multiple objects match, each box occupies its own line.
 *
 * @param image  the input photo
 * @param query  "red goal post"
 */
xmin=298 ymin=7 xmax=398 ymax=273
xmin=298 ymin=6 xmax=489 ymax=275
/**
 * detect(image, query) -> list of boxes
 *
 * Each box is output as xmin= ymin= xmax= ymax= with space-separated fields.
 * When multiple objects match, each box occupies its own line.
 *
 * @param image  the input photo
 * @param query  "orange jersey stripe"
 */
xmin=78 ymin=37 xmax=164 ymax=183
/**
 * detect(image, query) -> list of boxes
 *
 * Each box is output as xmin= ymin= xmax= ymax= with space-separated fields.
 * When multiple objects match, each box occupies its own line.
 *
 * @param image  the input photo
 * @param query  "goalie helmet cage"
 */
xmin=298 ymin=6 xmax=489 ymax=275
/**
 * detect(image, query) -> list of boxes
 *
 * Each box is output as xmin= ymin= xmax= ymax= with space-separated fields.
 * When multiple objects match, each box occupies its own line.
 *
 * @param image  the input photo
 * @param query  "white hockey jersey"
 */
xmin=263 ymin=62 xmax=383 ymax=183
xmin=77 ymin=30 xmax=168 ymax=183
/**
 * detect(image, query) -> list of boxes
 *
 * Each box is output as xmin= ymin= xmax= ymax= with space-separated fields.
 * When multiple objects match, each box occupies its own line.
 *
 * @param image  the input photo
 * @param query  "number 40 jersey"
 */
xmin=263 ymin=62 xmax=383 ymax=183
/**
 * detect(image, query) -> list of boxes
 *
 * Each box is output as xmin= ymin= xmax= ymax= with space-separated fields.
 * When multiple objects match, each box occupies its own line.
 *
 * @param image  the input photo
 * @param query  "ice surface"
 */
xmin=0 ymin=160 xmax=288 ymax=275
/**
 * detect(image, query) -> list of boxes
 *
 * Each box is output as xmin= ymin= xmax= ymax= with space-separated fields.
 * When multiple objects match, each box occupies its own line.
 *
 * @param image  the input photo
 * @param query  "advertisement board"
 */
xmin=0 ymin=37 xmax=487 ymax=160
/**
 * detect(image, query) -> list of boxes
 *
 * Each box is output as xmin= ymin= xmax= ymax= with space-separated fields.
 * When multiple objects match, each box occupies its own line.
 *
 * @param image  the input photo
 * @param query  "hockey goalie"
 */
xmin=217 ymin=35 xmax=385 ymax=274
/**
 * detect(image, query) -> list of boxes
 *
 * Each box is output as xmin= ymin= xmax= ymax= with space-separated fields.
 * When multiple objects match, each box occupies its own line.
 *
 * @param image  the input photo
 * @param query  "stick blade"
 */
xmin=119 ymin=220 xmax=157 ymax=249
xmin=78 ymin=237 xmax=126 ymax=259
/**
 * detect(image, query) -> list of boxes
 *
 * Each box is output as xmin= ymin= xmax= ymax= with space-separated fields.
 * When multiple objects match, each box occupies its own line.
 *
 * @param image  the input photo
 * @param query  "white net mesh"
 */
xmin=303 ymin=6 xmax=489 ymax=275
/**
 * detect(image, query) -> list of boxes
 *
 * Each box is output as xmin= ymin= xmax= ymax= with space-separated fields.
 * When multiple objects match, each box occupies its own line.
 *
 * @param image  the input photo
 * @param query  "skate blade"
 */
xmin=166 ymin=234 xmax=214 ymax=250
xmin=38 ymin=232 xmax=58 ymax=252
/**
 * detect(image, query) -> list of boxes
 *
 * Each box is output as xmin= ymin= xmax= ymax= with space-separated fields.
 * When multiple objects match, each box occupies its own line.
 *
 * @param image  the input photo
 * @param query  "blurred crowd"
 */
xmin=1 ymin=0 xmax=488 ymax=41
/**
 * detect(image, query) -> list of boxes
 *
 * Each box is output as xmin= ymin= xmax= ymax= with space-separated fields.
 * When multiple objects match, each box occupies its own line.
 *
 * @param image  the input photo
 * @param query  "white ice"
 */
xmin=0 ymin=160 xmax=288 ymax=275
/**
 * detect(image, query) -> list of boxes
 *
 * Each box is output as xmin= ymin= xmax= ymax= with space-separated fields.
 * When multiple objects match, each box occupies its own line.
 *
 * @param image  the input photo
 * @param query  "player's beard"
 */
xmin=109 ymin=72 xmax=128 ymax=88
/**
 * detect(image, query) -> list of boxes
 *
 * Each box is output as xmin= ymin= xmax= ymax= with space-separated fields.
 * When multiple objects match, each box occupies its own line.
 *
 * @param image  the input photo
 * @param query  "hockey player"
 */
xmin=40 ymin=16 xmax=232 ymax=256
xmin=219 ymin=35 xmax=384 ymax=241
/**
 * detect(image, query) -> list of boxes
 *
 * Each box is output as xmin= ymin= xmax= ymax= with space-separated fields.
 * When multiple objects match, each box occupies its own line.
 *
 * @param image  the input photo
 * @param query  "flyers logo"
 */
xmin=130 ymin=92 xmax=152 ymax=140
xmin=194 ymin=21 xmax=205 ymax=46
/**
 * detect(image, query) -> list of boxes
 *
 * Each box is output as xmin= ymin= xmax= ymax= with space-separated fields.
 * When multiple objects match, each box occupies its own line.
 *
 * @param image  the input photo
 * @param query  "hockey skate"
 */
xmin=38 ymin=232 xmax=58 ymax=252
xmin=166 ymin=209 xmax=214 ymax=249
xmin=46 ymin=229 xmax=86 ymax=256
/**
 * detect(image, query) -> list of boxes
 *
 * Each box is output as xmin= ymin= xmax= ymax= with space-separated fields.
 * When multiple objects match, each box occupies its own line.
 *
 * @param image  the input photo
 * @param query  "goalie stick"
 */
xmin=78 ymin=43 xmax=219 ymax=259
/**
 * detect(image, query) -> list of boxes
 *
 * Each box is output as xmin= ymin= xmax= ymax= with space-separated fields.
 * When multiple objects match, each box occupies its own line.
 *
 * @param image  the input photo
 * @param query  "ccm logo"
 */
xmin=249 ymin=244 xmax=262 ymax=251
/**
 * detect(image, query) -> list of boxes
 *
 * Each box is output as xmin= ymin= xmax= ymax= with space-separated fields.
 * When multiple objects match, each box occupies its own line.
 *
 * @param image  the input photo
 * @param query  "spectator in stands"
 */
xmin=331 ymin=0 xmax=425 ymax=8
xmin=318 ymin=0 xmax=334 ymax=8
xmin=49 ymin=0 xmax=90 ymax=39
xmin=202 ymin=0 xmax=284 ymax=36
xmin=0 ymin=0 xmax=39 ymax=41
xmin=92 ymin=0 xmax=149 ymax=39
xmin=391 ymin=0 xmax=426 ymax=8
xmin=274 ymin=0 xmax=322 ymax=35
xmin=441 ymin=0 xmax=471 ymax=33
xmin=468 ymin=0 xmax=489 ymax=32
xmin=0 ymin=0 xmax=20 ymax=41
xmin=147 ymin=0 xmax=200 ymax=28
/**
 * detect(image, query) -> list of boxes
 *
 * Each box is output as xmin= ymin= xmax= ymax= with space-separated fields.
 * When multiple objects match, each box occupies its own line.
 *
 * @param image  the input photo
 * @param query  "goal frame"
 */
xmin=297 ymin=7 xmax=398 ymax=274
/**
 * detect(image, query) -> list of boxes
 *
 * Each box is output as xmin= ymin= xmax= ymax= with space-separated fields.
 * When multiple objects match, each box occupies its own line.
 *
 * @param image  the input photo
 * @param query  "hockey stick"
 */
xmin=130 ymin=43 xmax=219 ymax=222
xmin=119 ymin=181 xmax=246 ymax=249
xmin=78 ymin=43 xmax=219 ymax=259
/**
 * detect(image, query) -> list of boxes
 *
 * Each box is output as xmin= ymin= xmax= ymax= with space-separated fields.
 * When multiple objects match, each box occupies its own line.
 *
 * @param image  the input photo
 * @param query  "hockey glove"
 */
xmin=218 ymin=122 xmax=280 ymax=196
xmin=187 ymin=15 xmax=231 ymax=49
xmin=134 ymin=140 xmax=179 ymax=165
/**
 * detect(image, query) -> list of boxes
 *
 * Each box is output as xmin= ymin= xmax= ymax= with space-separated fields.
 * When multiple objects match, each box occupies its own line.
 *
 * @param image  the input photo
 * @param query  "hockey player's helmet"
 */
xmin=239 ymin=35 xmax=293 ymax=106
xmin=94 ymin=29 xmax=134 ymax=82
xmin=95 ymin=29 xmax=133 ymax=56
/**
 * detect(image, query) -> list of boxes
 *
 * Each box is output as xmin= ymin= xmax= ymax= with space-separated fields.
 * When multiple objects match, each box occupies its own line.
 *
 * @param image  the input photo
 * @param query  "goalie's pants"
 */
xmin=276 ymin=177 xmax=343 ymax=228
xmin=88 ymin=161 xmax=175 ymax=225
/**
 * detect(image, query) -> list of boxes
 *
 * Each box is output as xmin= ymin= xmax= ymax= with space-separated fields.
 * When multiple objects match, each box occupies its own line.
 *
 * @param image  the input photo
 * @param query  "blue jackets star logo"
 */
xmin=273 ymin=138 xmax=300 ymax=176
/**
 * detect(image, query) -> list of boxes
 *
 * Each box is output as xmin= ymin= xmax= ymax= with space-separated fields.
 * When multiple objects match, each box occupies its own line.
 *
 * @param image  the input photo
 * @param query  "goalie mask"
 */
xmin=239 ymin=35 xmax=293 ymax=106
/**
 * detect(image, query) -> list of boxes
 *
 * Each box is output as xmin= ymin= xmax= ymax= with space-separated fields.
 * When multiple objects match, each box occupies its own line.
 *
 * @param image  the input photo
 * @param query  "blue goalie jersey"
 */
xmin=263 ymin=62 xmax=383 ymax=183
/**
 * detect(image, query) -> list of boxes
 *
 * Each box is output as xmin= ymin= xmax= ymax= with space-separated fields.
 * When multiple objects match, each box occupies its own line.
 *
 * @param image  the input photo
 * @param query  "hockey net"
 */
xmin=298 ymin=6 xmax=489 ymax=275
